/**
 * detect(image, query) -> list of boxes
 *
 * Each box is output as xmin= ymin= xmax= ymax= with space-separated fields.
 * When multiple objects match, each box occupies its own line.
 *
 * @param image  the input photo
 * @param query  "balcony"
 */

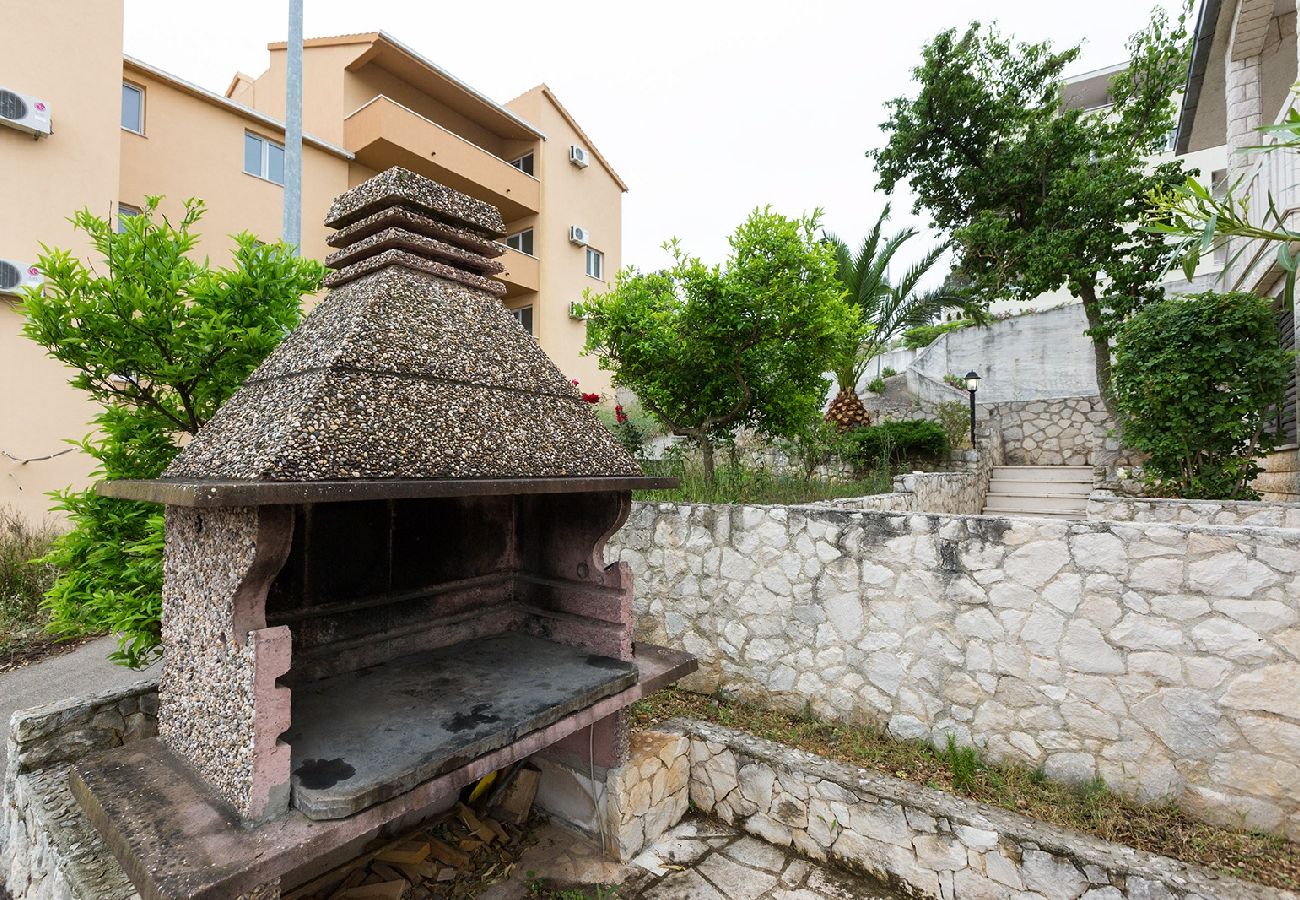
xmin=345 ymin=96 xmax=541 ymax=221
xmin=497 ymin=246 xmax=540 ymax=297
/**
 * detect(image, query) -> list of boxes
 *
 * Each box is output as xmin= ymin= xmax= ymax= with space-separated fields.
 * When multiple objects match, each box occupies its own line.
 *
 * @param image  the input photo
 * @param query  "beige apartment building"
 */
xmin=1 ymin=1 xmax=625 ymax=523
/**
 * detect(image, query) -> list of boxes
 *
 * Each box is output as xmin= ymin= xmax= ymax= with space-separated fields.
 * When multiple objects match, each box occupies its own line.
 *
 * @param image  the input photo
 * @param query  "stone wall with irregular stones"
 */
xmin=668 ymin=718 xmax=1287 ymax=899
xmin=1257 ymin=448 xmax=1300 ymax=504
xmin=983 ymin=396 xmax=1134 ymax=467
xmin=603 ymin=731 xmax=690 ymax=861
xmin=2 ymin=678 xmax=158 ymax=900
xmin=611 ymin=502 xmax=1300 ymax=838
xmin=1089 ymin=492 xmax=1300 ymax=529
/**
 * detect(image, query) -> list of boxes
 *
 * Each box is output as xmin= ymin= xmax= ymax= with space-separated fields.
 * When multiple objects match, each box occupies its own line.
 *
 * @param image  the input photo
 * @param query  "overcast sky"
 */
xmin=123 ymin=0 xmax=1186 ymax=274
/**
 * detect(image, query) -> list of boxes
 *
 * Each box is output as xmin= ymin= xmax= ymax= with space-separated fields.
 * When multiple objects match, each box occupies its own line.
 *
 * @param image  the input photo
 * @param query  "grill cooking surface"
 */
xmin=285 ymin=632 xmax=638 ymax=819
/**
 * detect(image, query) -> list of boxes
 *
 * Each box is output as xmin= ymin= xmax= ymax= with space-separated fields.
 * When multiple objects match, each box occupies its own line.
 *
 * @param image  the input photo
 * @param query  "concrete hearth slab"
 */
xmin=287 ymin=632 xmax=638 ymax=819
xmin=67 ymin=643 xmax=695 ymax=900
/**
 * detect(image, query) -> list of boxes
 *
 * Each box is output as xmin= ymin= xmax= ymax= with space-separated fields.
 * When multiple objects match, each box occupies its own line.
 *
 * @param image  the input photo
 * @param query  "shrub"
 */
xmin=933 ymin=400 xmax=972 ymax=449
xmin=845 ymin=419 xmax=948 ymax=469
xmin=774 ymin=417 xmax=852 ymax=480
xmin=24 ymin=198 xmax=325 ymax=667
xmin=1112 ymin=291 xmax=1295 ymax=500
xmin=902 ymin=319 xmax=969 ymax=350
xmin=881 ymin=366 xmax=898 ymax=378
xmin=866 ymin=376 xmax=886 ymax=395
xmin=943 ymin=372 xmax=966 ymax=390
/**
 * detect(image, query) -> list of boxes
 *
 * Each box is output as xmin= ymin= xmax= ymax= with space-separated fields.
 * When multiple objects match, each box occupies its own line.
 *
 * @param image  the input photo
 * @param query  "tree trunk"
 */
xmin=699 ymin=433 xmax=716 ymax=483
xmin=1077 ymin=281 xmax=1115 ymax=416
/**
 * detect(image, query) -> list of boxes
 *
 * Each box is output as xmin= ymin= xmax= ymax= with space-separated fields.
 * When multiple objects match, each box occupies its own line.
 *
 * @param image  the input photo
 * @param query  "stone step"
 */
xmin=991 ymin=465 xmax=1093 ymax=484
xmin=982 ymin=505 xmax=1085 ymax=519
xmin=987 ymin=480 xmax=1092 ymax=498
xmin=983 ymin=493 xmax=1088 ymax=513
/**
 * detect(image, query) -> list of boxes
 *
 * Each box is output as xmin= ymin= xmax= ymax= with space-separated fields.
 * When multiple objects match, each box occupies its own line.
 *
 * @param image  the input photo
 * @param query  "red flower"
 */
xmin=581 ymin=392 xmax=600 ymax=404
xmin=615 ymin=404 xmax=628 ymax=424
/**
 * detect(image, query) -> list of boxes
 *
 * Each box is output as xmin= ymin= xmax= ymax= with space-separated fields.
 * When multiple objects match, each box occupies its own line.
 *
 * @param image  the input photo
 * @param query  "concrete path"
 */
xmin=0 ymin=636 xmax=155 ymax=773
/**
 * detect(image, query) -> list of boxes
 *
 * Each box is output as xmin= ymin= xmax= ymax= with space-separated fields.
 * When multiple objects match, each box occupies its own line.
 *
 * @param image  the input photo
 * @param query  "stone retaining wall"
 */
xmin=2 ymin=678 xmax=158 ymax=899
xmin=667 ymin=719 xmax=1291 ymax=899
xmin=612 ymin=502 xmax=1300 ymax=838
xmin=982 ymin=396 xmax=1131 ymax=467
xmin=1089 ymin=492 xmax=1300 ymax=528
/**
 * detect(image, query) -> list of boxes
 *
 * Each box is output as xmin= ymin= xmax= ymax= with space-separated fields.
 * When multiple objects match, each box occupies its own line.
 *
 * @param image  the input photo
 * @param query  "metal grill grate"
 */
xmin=0 ymin=90 xmax=28 ymax=121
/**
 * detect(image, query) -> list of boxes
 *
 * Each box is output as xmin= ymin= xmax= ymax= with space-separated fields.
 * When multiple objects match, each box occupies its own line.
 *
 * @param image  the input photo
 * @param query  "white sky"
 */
xmin=123 ymin=0 xmax=1186 ymax=275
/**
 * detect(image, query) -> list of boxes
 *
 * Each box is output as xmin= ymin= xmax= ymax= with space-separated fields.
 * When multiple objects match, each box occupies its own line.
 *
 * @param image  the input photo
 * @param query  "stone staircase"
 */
xmin=983 ymin=466 xmax=1092 ymax=519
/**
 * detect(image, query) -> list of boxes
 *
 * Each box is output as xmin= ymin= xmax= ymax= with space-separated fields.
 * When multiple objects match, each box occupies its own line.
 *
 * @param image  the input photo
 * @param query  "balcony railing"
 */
xmin=344 ymin=96 xmax=541 ymax=220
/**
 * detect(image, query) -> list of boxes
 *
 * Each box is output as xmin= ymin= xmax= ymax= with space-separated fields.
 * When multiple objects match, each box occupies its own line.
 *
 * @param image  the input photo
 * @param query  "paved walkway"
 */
xmin=486 ymin=817 xmax=900 ymax=899
xmin=0 ymin=637 xmax=155 ymax=773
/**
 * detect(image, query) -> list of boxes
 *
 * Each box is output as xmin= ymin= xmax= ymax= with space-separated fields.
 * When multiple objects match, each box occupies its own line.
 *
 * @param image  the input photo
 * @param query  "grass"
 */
xmin=633 ymin=460 xmax=893 ymax=506
xmin=0 ymin=507 xmax=62 ymax=668
xmin=630 ymin=688 xmax=1300 ymax=890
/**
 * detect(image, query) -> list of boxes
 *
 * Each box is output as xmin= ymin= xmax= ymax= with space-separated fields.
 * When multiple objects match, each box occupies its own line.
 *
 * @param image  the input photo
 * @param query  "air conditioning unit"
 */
xmin=568 ymin=301 xmax=587 ymax=320
xmin=569 ymin=145 xmax=589 ymax=168
xmin=0 ymin=259 xmax=43 ymax=296
xmin=568 ymin=225 xmax=589 ymax=246
xmin=0 ymin=88 xmax=51 ymax=137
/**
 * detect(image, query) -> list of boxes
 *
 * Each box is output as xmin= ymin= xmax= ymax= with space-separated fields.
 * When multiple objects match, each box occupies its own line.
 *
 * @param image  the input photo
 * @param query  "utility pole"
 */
xmin=283 ymin=0 xmax=304 ymax=254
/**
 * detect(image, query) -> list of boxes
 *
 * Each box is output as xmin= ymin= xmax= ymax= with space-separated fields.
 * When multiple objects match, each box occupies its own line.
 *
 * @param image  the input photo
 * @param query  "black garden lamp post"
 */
xmin=964 ymin=371 xmax=981 ymax=447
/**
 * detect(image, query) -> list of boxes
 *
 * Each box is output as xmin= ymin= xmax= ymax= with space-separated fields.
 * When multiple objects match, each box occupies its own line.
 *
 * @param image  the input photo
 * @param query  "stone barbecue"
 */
xmin=71 ymin=167 xmax=695 ymax=899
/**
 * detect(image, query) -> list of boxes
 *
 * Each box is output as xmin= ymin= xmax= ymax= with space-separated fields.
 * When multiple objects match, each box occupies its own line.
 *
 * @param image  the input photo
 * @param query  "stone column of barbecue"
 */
xmin=159 ymin=505 xmax=294 ymax=821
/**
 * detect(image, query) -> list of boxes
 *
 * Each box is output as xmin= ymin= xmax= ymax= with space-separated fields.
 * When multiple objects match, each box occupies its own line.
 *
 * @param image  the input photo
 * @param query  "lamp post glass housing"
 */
xmin=964 ymin=371 xmax=980 ymax=447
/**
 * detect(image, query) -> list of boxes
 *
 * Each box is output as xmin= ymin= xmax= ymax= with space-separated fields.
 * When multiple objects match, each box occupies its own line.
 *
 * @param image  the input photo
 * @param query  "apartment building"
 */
xmin=1176 ymin=0 xmax=1300 ymax=500
xmin=0 ymin=1 xmax=624 ymax=523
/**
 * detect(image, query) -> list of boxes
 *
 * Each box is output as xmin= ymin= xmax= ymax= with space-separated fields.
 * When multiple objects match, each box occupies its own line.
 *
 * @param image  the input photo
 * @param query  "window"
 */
xmin=505 ymin=228 xmax=534 ymax=256
xmin=121 ymin=83 xmax=144 ymax=133
xmin=509 ymin=152 xmax=534 ymax=176
xmin=511 ymin=305 xmax=534 ymax=335
xmin=585 ymin=247 xmax=604 ymax=280
xmin=244 ymin=132 xmax=285 ymax=185
xmin=116 ymin=203 xmax=141 ymax=234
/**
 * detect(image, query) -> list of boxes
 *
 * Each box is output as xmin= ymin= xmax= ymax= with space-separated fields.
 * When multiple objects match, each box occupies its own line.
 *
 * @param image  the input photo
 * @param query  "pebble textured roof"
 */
xmin=324 ymin=166 xmax=506 ymax=236
xmin=163 ymin=168 xmax=640 ymax=482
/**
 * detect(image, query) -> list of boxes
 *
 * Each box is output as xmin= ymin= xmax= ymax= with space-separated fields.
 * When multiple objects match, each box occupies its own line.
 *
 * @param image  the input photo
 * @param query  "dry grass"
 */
xmin=0 ymin=507 xmax=63 ymax=668
xmin=630 ymin=689 xmax=1299 ymax=890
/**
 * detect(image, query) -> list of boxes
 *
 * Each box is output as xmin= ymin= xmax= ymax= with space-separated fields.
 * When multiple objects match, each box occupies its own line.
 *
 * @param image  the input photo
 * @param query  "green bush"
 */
xmin=845 ymin=419 xmax=948 ymax=469
xmin=866 ymin=376 xmax=886 ymax=395
xmin=933 ymin=400 xmax=972 ymax=449
xmin=881 ymin=366 xmax=898 ymax=378
xmin=902 ymin=319 xmax=969 ymax=350
xmin=24 ymin=199 xmax=325 ymax=667
xmin=1112 ymin=292 xmax=1295 ymax=500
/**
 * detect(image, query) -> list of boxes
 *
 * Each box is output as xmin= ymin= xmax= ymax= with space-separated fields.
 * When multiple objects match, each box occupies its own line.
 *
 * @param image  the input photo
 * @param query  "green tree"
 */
xmin=23 ymin=198 xmax=325 ymax=666
xmin=871 ymin=6 xmax=1192 ymax=406
xmin=823 ymin=205 xmax=983 ymax=429
xmin=583 ymin=208 xmax=855 ymax=482
xmin=1111 ymin=292 xmax=1294 ymax=499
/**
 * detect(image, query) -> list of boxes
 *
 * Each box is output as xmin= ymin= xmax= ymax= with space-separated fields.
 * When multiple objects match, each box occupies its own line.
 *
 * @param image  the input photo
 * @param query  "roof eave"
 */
xmin=1175 ymin=0 xmax=1225 ymax=155
xmin=123 ymin=56 xmax=354 ymax=160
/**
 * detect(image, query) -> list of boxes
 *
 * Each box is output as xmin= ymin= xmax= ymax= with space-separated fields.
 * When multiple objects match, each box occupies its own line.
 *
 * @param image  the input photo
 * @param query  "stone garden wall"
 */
xmin=981 ymin=396 xmax=1129 ymax=467
xmin=1089 ymin=492 xmax=1300 ymax=529
xmin=667 ymin=719 xmax=1288 ymax=899
xmin=611 ymin=502 xmax=1300 ymax=838
xmin=2 ymin=678 xmax=158 ymax=899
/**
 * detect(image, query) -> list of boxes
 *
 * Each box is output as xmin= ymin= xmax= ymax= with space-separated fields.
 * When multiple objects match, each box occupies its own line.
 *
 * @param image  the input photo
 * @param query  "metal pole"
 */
xmin=283 ymin=0 xmax=304 ymax=254
xmin=968 ymin=390 xmax=977 ymax=448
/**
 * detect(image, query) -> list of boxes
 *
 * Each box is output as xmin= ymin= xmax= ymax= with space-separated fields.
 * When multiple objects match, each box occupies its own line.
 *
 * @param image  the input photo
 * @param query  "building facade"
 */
xmin=1177 ymin=0 xmax=1300 ymax=500
xmin=1 ymin=2 xmax=624 ymax=523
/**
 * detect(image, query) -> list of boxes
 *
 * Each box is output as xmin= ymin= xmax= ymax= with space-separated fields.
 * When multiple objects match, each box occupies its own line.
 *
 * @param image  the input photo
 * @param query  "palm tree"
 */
xmin=823 ymin=205 xmax=984 ymax=430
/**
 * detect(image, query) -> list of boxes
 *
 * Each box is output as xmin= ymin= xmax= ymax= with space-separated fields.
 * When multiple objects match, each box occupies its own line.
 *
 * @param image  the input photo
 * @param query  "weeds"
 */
xmin=0 ymin=507 xmax=60 ymax=662
xmin=630 ymin=688 xmax=1300 ymax=890
xmin=636 ymin=460 xmax=892 ymax=506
